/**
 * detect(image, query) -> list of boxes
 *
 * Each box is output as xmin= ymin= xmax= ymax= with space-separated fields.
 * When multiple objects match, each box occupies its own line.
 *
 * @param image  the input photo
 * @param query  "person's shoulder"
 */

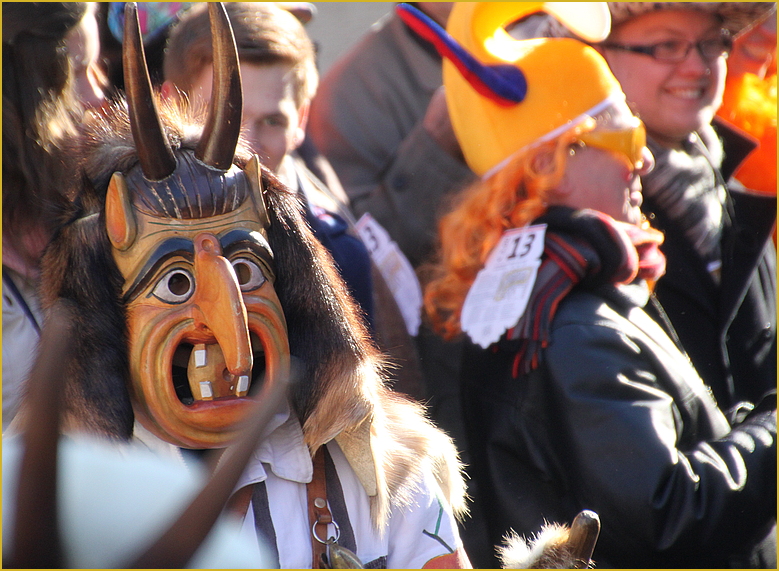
xmin=554 ymin=287 xmax=618 ymax=321
xmin=553 ymin=284 xmax=649 ymax=332
xmin=290 ymin=154 xmax=349 ymax=214
xmin=319 ymin=11 xmax=433 ymax=92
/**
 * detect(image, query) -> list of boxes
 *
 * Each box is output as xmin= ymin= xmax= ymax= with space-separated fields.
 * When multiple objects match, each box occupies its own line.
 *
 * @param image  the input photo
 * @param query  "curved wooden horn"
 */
xmin=7 ymin=301 xmax=76 ymax=568
xmin=566 ymin=510 xmax=601 ymax=569
xmin=195 ymin=2 xmax=243 ymax=170
xmin=123 ymin=2 xmax=176 ymax=180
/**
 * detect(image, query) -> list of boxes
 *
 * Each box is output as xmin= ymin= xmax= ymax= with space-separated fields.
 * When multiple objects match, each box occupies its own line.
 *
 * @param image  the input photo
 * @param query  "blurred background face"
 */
xmin=64 ymin=9 xmax=107 ymax=109
xmin=601 ymin=10 xmax=727 ymax=148
xmin=190 ymin=62 xmax=304 ymax=173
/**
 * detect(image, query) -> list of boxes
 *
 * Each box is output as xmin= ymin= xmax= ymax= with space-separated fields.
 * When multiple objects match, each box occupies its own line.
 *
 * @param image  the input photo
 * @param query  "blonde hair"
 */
xmin=424 ymin=121 xmax=595 ymax=339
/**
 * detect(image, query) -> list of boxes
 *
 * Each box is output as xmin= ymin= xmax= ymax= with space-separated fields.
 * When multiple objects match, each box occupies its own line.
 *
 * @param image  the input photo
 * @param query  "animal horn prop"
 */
xmin=123 ymin=2 xmax=176 ymax=180
xmin=566 ymin=510 xmax=601 ymax=568
xmin=195 ymin=2 xmax=243 ymax=170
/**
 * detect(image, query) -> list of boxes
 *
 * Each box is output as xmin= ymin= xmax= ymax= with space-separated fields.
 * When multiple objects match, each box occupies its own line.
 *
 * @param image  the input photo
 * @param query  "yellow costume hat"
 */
xmin=398 ymin=2 xmax=623 ymax=178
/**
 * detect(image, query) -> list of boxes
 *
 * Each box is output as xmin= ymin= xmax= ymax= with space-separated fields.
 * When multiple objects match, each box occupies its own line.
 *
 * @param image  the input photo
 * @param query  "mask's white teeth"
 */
xmin=194 ymin=347 xmax=207 ymax=368
xmin=187 ymin=342 xmax=245 ymax=400
xmin=189 ymin=343 xmax=219 ymax=400
xmin=236 ymin=375 xmax=250 ymax=396
xmin=199 ymin=381 xmax=214 ymax=399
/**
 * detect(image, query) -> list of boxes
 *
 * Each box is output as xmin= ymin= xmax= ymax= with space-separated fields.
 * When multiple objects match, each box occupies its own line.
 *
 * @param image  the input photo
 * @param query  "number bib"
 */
xmin=355 ymin=213 xmax=422 ymax=336
xmin=461 ymin=225 xmax=546 ymax=348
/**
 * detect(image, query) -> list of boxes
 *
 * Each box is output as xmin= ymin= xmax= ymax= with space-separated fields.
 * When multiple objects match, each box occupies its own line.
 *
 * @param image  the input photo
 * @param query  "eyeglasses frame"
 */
xmin=600 ymin=32 xmax=733 ymax=63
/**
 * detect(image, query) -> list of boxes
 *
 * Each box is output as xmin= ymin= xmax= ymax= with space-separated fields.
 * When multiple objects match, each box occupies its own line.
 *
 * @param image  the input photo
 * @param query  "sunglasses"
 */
xmin=575 ymin=118 xmax=647 ymax=171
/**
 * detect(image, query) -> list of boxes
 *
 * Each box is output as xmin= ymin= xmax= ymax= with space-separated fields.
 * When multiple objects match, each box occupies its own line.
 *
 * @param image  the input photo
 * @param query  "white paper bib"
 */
xmin=355 ymin=213 xmax=422 ymax=336
xmin=461 ymin=224 xmax=546 ymax=348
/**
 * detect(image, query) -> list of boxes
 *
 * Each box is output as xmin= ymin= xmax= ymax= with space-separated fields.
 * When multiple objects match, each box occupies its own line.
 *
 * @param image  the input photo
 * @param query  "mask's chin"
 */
xmin=171 ymin=332 xmax=266 ymax=406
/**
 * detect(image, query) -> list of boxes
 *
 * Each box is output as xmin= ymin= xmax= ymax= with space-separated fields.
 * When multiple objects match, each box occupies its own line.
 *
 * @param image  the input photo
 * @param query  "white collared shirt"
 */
xmin=235 ymin=405 xmax=463 ymax=568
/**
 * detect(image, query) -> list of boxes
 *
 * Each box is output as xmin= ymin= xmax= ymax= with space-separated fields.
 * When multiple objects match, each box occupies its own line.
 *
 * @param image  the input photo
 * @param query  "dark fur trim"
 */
xmin=262 ymin=171 xmax=380 ymax=443
xmin=39 ymin=173 xmax=133 ymax=439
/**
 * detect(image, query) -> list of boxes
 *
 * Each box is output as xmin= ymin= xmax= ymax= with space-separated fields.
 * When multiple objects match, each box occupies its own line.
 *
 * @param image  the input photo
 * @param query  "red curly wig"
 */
xmin=424 ymin=120 xmax=597 ymax=339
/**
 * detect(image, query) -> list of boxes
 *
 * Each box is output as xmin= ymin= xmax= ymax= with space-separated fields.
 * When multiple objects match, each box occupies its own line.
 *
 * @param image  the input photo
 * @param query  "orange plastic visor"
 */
xmin=577 ymin=118 xmax=646 ymax=170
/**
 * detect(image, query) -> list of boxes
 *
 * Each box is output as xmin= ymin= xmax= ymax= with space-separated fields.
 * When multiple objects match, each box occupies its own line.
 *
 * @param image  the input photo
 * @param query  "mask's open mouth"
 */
xmin=171 ymin=332 xmax=266 ymax=405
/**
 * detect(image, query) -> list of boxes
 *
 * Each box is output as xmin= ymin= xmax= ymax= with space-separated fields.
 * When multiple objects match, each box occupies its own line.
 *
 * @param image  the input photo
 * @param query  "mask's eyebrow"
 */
xmin=122 ymin=237 xmax=194 ymax=303
xmin=220 ymin=229 xmax=276 ymax=280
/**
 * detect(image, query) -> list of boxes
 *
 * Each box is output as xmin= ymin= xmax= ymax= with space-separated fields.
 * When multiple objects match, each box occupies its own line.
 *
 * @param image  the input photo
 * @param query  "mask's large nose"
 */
xmin=191 ymin=233 xmax=252 ymax=398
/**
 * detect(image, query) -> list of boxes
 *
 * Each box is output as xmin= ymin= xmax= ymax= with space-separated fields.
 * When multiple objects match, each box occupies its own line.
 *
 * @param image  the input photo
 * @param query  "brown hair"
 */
xmin=2 ymin=2 xmax=88 ymax=264
xmin=164 ymin=2 xmax=318 ymax=107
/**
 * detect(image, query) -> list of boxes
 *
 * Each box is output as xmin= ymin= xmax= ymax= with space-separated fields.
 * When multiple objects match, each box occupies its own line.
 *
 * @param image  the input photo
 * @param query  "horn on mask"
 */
xmin=122 ymin=2 xmax=177 ymax=180
xmin=195 ymin=2 xmax=243 ymax=170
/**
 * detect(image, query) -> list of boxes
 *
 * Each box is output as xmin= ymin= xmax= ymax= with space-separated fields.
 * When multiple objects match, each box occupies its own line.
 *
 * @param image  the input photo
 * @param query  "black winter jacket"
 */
xmin=461 ymin=282 xmax=777 ymax=568
xmin=643 ymin=121 xmax=776 ymax=417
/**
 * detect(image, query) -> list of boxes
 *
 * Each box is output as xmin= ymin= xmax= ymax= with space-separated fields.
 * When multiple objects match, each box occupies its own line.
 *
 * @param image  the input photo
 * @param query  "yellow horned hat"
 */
xmin=398 ymin=2 xmax=622 ymax=177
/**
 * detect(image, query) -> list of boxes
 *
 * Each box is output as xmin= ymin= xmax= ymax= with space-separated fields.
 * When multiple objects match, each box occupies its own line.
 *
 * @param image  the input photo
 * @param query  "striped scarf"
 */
xmin=506 ymin=207 xmax=666 ymax=377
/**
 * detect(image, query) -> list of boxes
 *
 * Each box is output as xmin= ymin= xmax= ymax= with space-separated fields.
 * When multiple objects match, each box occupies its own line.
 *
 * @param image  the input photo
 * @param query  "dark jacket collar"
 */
xmin=712 ymin=116 xmax=759 ymax=181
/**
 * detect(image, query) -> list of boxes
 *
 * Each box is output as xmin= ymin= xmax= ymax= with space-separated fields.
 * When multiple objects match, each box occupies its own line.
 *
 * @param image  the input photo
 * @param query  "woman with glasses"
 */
xmin=401 ymin=2 xmax=777 ymax=568
xmin=549 ymin=3 xmax=777 ymax=438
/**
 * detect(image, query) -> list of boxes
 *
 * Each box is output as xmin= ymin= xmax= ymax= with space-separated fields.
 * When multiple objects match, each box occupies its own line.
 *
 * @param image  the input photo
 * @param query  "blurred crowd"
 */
xmin=2 ymin=2 xmax=776 ymax=569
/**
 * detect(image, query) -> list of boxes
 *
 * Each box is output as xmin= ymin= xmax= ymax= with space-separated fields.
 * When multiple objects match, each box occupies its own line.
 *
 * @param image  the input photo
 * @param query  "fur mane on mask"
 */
xmin=37 ymin=172 xmax=134 ymax=439
xmin=39 ymin=96 xmax=466 ymax=527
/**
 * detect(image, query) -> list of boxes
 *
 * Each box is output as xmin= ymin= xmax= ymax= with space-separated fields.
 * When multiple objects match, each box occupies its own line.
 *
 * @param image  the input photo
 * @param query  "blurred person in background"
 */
xmin=3 ymin=2 xmax=107 ymax=431
xmin=309 ymin=2 xmax=473 ymax=269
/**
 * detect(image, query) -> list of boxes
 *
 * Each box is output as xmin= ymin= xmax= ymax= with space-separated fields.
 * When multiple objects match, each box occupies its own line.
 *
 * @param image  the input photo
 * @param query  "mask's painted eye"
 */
xmin=231 ymin=257 xmax=266 ymax=291
xmin=152 ymin=269 xmax=195 ymax=304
